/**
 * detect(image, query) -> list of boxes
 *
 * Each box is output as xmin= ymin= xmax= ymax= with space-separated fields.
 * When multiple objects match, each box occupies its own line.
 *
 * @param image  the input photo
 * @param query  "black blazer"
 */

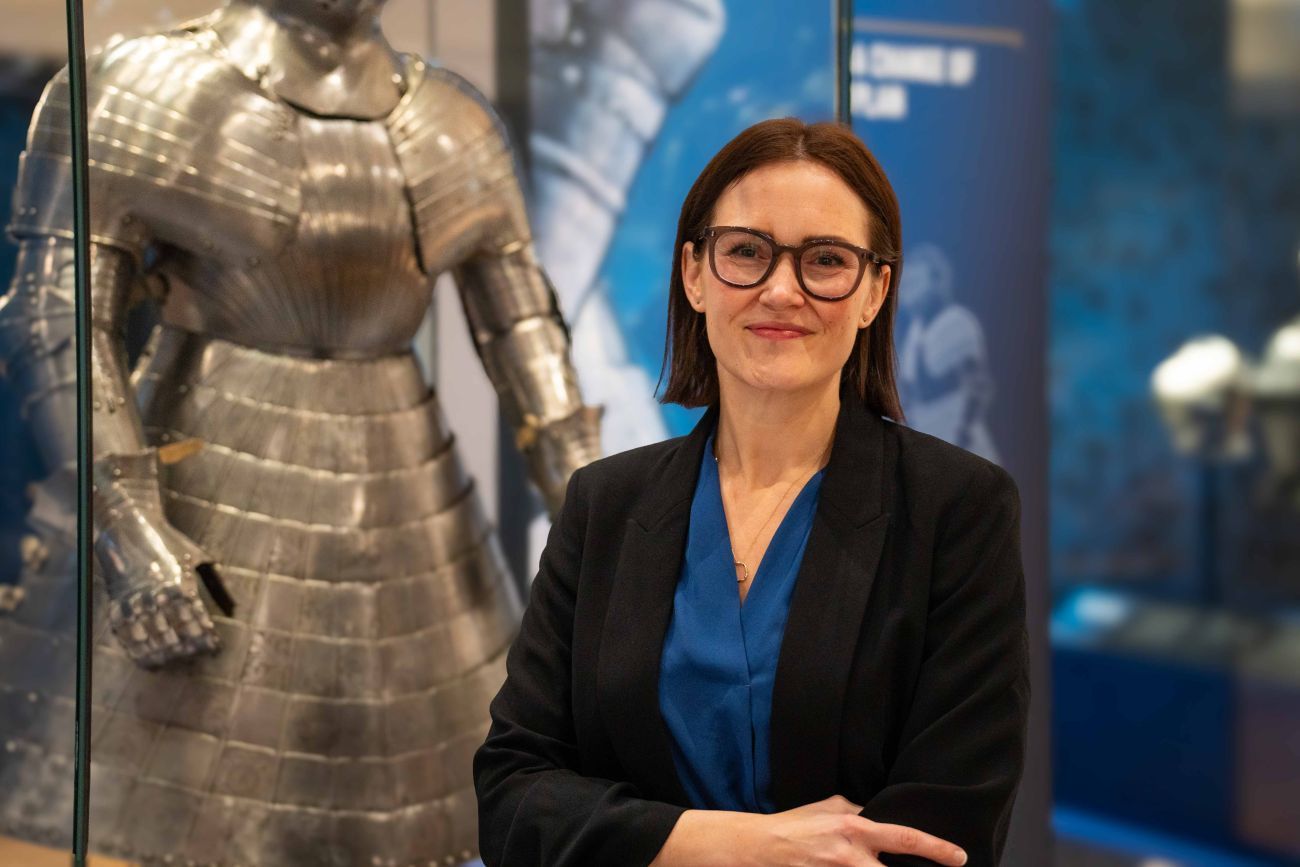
xmin=474 ymin=395 xmax=1030 ymax=867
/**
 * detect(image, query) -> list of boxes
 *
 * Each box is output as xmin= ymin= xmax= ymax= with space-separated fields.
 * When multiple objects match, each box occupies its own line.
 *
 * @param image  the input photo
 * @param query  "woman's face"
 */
xmin=681 ymin=160 xmax=891 ymax=402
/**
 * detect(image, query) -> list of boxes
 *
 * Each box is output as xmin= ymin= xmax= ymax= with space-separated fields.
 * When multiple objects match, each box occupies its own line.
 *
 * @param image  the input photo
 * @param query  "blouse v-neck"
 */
xmin=657 ymin=432 xmax=826 ymax=813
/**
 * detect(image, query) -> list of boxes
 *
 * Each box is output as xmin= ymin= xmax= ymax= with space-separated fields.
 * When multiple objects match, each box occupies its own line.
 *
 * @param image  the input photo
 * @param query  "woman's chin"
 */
xmin=735 ymin=371 xmax=829 ymax=397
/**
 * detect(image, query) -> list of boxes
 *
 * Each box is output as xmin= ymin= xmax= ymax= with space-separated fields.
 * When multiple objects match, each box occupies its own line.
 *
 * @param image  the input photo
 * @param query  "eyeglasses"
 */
xmin=695 ymin=226 xmax=892 ymax=302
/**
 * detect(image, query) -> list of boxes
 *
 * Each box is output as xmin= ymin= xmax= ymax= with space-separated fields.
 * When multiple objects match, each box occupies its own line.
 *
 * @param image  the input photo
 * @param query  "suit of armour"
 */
xmin=0 ymin=3 xmax=599 ymax=864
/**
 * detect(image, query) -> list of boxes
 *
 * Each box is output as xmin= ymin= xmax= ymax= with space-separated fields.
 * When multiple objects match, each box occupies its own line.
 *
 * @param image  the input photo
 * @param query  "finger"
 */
xmin=157 ymin=589 xmax=221 ymax=657
xmin=112 ymin=588 xmax=220 ymax=667
xmin=854 ymin=819 xmax=967 ymax=866
xmin=151 ymin=603 xmax=183 ymax=650
xmin=110 ymin=599 xmax=157 ymax=664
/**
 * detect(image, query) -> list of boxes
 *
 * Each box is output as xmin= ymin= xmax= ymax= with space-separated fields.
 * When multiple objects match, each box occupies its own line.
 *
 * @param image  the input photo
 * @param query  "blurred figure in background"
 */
xmin=897 ymin=242 xmax=1000 ymax=463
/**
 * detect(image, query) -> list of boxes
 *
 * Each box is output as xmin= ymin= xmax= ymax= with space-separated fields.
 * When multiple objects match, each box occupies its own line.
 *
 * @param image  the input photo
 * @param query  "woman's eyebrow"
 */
xmin=721 ymin=225 xmax=866 ymax=246
xmin=800 ymin=233 xmax=858 ymax=245
xmin=787 ymin=231 xmax=874 ymax=248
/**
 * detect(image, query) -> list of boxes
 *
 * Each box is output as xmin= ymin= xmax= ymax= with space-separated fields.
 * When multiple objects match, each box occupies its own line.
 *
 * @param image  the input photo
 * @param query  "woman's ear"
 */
xmin=682 ymin=242 xmax=706 ymax=312
xmin=859 ymin=263 xmax=891 ymax=329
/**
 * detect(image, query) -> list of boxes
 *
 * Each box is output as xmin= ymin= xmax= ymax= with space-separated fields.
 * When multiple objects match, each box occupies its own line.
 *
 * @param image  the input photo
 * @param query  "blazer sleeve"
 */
xmin=473 ymin=466 xmax=687 ymax=866
xmin=865 ymin=462 xmax=1031 ymax=867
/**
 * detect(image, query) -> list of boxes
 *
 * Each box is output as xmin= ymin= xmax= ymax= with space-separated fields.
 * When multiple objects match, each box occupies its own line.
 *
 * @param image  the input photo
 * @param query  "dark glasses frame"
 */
xmin=695 ymin=225 xmax=894 ymax=301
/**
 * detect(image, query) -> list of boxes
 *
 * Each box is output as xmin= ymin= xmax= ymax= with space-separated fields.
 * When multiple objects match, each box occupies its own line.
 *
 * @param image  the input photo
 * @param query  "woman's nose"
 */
xmin=760 ymin=252 xmax=804 ymax=306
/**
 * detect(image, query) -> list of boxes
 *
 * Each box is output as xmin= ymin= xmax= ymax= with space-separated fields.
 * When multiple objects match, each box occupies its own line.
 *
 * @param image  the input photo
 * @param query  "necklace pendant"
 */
xmin=734 ymin=560 xmax=748 ymax=582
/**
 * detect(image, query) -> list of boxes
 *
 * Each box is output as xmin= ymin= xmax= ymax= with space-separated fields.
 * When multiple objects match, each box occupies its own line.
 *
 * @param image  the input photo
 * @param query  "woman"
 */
xmin=474 ymin=118 xmax=1029 ymax=867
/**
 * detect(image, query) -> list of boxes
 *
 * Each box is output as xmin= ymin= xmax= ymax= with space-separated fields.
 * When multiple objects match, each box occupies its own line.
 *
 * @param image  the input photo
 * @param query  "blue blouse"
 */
xmin=657 ymin=433 xmax=826 ymax=812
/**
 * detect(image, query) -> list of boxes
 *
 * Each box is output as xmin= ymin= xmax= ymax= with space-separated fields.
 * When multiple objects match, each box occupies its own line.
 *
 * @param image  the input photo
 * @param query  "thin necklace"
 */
xmin=717 ymin=439 xmax=832 ymax=584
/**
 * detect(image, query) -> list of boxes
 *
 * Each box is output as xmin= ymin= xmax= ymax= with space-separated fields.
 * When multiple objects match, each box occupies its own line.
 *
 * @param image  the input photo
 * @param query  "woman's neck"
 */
xmin=713 ymin=375 xmax=840 ymax=489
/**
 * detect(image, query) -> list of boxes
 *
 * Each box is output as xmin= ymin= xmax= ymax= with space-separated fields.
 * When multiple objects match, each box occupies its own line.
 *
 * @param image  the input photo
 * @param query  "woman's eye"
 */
xmin=815 ymin=252 xmax=847 ymax=267
xmin=726 ymin=244 xmax=760 ymax=258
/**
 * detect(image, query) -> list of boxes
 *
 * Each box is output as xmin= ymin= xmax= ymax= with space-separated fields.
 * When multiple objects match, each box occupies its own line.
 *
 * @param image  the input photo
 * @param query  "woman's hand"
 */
xmin=651 ymin=795 xmax=967 ymax=867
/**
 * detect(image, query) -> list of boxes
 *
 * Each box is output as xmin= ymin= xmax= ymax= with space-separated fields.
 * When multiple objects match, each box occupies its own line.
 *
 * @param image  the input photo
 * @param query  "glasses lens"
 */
xmin=712 ymin=230 xmax=773 ymax=286
xmin=799 ymin=243 xmax=861 ymax=298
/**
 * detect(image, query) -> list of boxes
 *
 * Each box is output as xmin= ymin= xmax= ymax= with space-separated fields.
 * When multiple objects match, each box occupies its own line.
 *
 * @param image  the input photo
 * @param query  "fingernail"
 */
xmin=955 ymin=849 xmax=967 ymax=865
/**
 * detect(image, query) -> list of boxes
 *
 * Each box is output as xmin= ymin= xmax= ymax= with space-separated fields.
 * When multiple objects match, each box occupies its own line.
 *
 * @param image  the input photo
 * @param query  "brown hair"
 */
xmin=657 ymin=118 xmax=905 ymax=422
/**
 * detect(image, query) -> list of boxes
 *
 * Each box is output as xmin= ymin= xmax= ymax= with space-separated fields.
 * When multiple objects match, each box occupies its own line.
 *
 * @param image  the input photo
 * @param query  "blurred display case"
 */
xmin=1050 ymin=0 xmax=1300 ymax=863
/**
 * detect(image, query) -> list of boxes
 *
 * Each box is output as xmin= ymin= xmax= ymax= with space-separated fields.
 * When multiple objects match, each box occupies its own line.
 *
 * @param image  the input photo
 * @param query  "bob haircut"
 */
xmin=657 ymin=118 xmax=905 ymax=422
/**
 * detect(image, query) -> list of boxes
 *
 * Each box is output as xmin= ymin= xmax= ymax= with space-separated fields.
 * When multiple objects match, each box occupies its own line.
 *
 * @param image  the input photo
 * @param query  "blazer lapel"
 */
xmin=769 ymin=396 xmax=893 ymax=809
xmin=595 ymin=405 xmax=717 ymax=806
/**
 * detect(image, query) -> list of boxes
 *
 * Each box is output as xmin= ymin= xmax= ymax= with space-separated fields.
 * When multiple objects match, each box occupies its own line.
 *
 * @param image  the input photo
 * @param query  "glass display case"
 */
xmin=1049 ymin=1 xmax=1300 ymax=862
xmin=0 ymin=5 xmax=81 ymax=866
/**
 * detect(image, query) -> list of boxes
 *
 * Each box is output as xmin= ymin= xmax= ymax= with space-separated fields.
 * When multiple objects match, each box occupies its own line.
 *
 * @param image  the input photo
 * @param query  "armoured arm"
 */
xmin=0 ymin=238 xmax=220 ymax=667
xmin=390 ymin=63 xmax=601 ymax=516
xmin=87 ymin=244 xmax=220 ymax=663
xmin=1 ymin=61 xmax=220 ymax=666
xmin=454 ymin=244 xmax=602 ymax=519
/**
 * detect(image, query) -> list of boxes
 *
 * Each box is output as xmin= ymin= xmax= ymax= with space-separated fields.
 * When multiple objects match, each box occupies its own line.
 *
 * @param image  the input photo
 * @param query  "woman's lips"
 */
xmin=746 ymin=323 xmax=810 ymax=340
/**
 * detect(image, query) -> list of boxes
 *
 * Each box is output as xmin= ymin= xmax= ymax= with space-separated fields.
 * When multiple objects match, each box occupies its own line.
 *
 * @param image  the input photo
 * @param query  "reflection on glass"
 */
xmin=0 ymin=32 xmax=79 ymax=867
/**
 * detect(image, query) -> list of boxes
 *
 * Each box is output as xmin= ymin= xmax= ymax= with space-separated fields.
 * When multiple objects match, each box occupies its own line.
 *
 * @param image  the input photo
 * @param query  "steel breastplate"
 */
xmin=157 ymin=113 xmax=432 ymax=357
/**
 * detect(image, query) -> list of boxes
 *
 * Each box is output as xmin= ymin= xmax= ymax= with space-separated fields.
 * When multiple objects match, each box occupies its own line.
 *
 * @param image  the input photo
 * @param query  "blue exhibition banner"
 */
xmin=848 ymin=7 xmax=1052 ymax=864
xmin=848 ymin=5 xmax=1050 ymax=478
